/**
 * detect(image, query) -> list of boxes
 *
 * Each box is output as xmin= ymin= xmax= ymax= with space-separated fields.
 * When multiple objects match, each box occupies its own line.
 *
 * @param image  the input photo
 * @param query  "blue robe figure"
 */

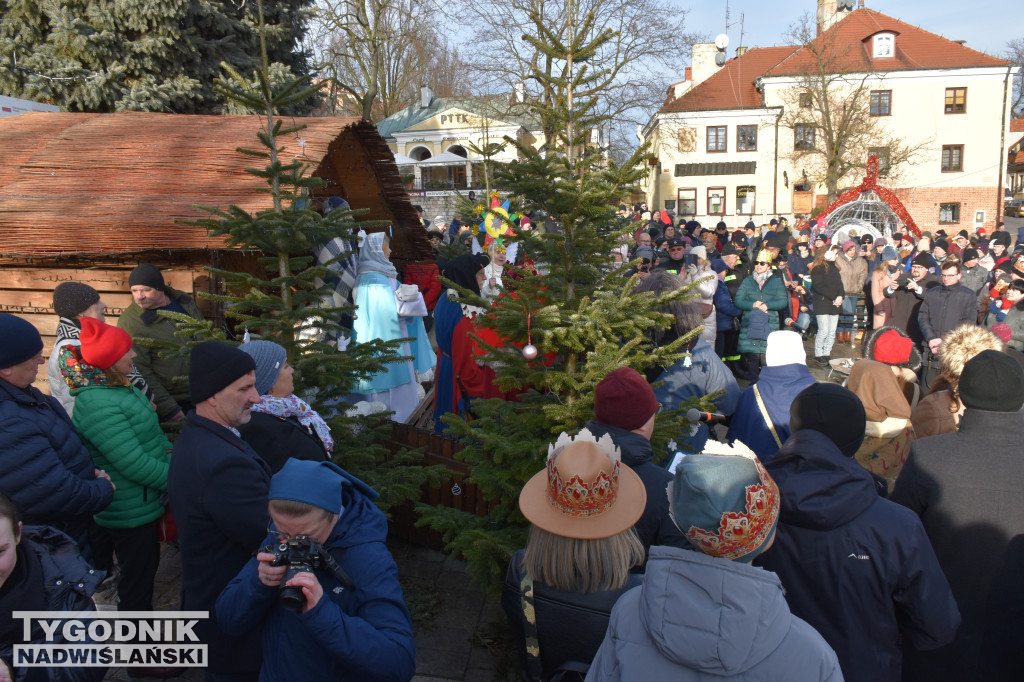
xmin=351 ymin=231 xmax=433 ymax=422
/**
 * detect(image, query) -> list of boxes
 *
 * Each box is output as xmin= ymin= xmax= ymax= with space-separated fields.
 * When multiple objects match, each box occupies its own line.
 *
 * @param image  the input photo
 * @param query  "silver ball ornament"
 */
xmin=522 ymin=343 xmax=539 ymax=360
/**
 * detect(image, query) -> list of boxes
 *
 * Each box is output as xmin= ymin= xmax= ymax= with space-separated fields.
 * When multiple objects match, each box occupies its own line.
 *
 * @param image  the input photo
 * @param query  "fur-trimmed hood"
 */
xmin=937 ymin=324 xmax=1004 ymax=377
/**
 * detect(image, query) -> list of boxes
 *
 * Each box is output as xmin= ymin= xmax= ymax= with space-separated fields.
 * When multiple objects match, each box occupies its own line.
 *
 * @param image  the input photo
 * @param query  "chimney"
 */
xmin=736 ymin=46 xmax=748 ymax=57
xmin=691 ymin=43 xmax=721 ymax=88
xmin=817 ymin=0 xmax=853 ymax=34
xmin=420 ymin=85 xmax=433 ymax=109
xmin=513 ymin=82 xmax=525 ymax=103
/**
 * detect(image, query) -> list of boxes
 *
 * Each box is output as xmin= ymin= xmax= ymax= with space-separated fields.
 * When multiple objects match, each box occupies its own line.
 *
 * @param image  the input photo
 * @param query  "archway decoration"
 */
xmin=818 ymin=155 xmax=920 ymax=238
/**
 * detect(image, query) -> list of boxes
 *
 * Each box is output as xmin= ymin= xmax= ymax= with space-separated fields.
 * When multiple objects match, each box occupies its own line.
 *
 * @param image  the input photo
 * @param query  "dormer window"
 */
xmin=873 ymin=33 xmax=894 ymax=58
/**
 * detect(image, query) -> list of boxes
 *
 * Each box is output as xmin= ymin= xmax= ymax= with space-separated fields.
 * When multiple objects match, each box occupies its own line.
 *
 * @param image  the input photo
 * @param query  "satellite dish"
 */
xmin=715 ymin=33 xmax=730 ymax=51
xmin=714 ymin=53 xmax=727 ymax=66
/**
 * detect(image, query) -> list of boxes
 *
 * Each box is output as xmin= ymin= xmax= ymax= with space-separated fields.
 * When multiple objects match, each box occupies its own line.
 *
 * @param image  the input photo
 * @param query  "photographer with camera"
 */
xmin=216 ymin=459 xmax=415 ymax=682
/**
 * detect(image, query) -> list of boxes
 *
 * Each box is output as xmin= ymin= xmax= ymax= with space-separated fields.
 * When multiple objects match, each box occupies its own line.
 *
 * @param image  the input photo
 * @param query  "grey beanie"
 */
xmin=881 ymin=246 xmax=898 ymax=261
xmin=52 ymin=282 xmax=101 ymax=318
xmin=239 ymin=340 xmax=287 ymax=395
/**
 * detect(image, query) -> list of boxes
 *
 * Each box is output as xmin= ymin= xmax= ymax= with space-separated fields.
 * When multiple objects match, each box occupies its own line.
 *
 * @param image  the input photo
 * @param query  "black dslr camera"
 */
xmin=263 ymin=536 xmax=355 ymax=612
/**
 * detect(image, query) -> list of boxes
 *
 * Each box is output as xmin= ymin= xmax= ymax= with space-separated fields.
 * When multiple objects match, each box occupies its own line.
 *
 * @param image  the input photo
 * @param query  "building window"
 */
xmin=677 ymin=188 xmax=697 ymax=215
xmin=707 ymin=126 xmax=727 ymax=152
xmin=873 ymin=33 xmax=894 ymax=58
xmin=707 ymin=187 xmax=726 ymax=215
xmin=737 ymin=125 xmax=757 ymax=151
xmin=868 ymin=147 xmax=891 ymax=176
xmin=945 ymin=87 xmax=966 ymax=114
xmin=794 ymin=124 xmax=815 ymax=150
xmin=941 ymin=145 xmax=963 ymax=172
xmin=799 ymin=92 xmax=812 ymax=108
xmin=939 ymin=202 xmax=961 ymax=224
xmin=869 ymin=90 xmax=891 ymax=116
xmin=736 ymin=186 xmax=756 ymax=214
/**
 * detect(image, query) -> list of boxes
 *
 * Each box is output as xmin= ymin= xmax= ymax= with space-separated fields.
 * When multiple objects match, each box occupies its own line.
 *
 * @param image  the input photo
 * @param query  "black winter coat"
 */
xmin=810 ymin=262 xmax=844 ymax=315
xmin=758 ymin=430 xmax=959 ymax=682
xmin=238 ymin=412 xmax=329 ymax=474
xmin=0 ymin=378 xmax=113 ymax=552
xmin=584 ymin=421 xmax=690 ymax=561
xmin=501 ymin=549 xmax=641 ymax=681
xmin=0 ymin=526 xmax=105 ymax=682
xmin=167 ymin=412 xmax=271 ymax=676
xmin=917 ymin=283 xmax=977 ymax=344
xmin=891 ymin=408 xmax=1024 ymax=682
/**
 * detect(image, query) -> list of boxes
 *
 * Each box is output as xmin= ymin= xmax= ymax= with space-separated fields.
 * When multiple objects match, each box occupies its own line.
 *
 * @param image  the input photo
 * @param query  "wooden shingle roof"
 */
xmin=0 ymin=112 xmax=429 ymax=260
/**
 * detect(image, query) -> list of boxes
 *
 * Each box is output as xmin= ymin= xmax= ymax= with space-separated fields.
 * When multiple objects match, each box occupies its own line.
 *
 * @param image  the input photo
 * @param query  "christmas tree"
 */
xmin=0 ymin=0 xmax=314 ymax=113
xmin=416 ymin=6 xmax=709 ymax=587
xmin=172 ymin=0 xmax=442 ymax=509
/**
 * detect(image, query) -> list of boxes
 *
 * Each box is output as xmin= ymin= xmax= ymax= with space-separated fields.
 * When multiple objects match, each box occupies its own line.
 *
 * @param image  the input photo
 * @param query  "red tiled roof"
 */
xmin=763 ymin=8 xmax=1009 ymax=77
xmin=0 ymin=112 xmax=428 ymax=259
xmin=661 ymin=46 xmax=795 ymax=113
xmin=1011 ymin=117 xmax=1024 ymax=133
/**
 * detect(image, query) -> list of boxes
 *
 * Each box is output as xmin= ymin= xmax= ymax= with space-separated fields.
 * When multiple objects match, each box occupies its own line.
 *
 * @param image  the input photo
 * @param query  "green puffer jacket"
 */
xmin=71 ymin=384 xmax=172 ymax=529
xmin=116 ymin=287 xmax=203 ymax=420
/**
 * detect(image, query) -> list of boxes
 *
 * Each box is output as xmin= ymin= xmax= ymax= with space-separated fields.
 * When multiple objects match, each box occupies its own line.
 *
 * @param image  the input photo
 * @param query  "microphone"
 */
xmin=687 ymin=408 xmax=726 ymax=423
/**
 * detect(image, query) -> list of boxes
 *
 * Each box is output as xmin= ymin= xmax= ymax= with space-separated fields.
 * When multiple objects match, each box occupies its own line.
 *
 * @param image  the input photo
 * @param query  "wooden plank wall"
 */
xmin=384 ymin=422 xmax=493 ymax=549
xmin=0 ymin=262 xmax=203 ymax=393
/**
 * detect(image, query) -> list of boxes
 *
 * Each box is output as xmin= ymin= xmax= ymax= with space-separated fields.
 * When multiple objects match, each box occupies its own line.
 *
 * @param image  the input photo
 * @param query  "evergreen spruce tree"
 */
xmin=0 ymin=0 xmax=314 ymax=113
xmin=417 ymin=5 xmax=710 ymax=587
xmin=173 ymin=0 xmax=442 ymax=509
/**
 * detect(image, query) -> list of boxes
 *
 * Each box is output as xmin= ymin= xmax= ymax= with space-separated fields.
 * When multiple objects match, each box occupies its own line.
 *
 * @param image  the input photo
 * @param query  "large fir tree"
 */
xmin=0 ymin=0 xmax=314 ymax=113
xmin=416 ymin=5 xmax=709 ymax=587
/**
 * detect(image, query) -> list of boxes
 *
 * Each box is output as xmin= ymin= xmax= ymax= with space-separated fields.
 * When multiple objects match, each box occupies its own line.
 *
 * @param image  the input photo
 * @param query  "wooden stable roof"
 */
xmin=0 ymin=112 xmax=431 ymax=261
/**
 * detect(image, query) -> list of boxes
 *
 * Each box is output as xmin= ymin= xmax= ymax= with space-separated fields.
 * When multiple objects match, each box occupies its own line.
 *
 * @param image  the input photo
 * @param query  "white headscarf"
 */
xmin=357 ymin=231 xmax=397 ymax=279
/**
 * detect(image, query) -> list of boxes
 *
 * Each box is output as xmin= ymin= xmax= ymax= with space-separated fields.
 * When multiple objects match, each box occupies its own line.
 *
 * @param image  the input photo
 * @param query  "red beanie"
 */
xmin=594 ymin=367 xmax=659 ymax=431
xmin=79 ymin=317 xmax=133 ymax=370
xmin=873 ymin=329 xmax=912 ymax=366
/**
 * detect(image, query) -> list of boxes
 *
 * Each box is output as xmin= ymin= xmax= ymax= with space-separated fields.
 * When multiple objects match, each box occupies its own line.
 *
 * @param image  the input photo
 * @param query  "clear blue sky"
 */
xmin=684 ymin=0 xmax=1015 ymax=59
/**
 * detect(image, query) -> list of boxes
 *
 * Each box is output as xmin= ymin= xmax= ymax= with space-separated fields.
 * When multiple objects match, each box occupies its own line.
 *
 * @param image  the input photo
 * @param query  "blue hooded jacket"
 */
xmin=216 ymin=482 xmax=416 ymax=682
xmin=758 ymin=430 xmax=960 ymax=682
xmin=727 ymin=363 xmax=815 ymax=460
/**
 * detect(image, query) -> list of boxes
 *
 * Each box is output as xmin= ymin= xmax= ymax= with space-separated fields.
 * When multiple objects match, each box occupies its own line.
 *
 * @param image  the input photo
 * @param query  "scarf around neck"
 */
xmin=252 ymin=393 xmax=334 ymax=452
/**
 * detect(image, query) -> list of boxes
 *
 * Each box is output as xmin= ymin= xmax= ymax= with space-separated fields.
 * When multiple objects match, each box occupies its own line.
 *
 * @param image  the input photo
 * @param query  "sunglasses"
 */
xmin=755 ymin=261 xmax=770 ymax=266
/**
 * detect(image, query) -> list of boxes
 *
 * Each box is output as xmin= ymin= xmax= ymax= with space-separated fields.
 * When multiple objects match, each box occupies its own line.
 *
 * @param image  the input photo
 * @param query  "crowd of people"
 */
xmin=2 ymin=201 xmax=1024 ymax=682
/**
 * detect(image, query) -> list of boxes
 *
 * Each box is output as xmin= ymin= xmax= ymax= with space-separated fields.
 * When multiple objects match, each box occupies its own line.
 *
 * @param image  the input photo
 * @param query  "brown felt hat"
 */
xmin=519 ymin=430 xmax=646 ymax=540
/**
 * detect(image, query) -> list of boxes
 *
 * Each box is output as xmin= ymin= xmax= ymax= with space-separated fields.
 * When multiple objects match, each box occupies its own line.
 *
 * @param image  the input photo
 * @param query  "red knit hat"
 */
xmin=873 ymin=328 xmax=913 ymax=365
xmin=594 ymin=367 xmax=659 ymax=431
xmin=79 ymin=317 xmax=133 ymax=370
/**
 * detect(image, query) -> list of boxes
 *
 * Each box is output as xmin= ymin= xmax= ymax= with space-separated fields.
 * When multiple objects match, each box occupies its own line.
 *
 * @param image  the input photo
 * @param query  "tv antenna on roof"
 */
xmin=724 ymin=0 xmax=746 ymax=52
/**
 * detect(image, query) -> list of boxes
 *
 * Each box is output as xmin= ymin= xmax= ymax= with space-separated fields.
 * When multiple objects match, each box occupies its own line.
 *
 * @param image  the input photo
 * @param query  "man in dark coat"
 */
xmin=885 ymin=252 xmax=939 ymax=347
xmin=584 ymin=367 xmax=689 ymax=562
xmin=168 ymin=341 xmax=270 ymax=682
xmin=917 ymin=259 xmax=978 ymax=389
xmin=891 ymin=350 xmax=1024 ymax=682
xmin=0 ymin=314 xmax=114 ymax=557
xmin=758 ymin=383 xmax=959 ymax=682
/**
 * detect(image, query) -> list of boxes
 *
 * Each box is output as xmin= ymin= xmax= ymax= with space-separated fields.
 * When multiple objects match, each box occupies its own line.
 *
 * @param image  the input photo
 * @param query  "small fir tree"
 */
xmin=416 ymin=5 xmax=713 ymax=587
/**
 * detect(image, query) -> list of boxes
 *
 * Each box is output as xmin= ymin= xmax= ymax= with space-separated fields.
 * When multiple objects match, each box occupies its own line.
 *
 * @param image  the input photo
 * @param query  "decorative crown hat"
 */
xmin=519 ymin=429 xmax=646 ymax=540
xmin=668 ymin=440 xmax=780 ymax=562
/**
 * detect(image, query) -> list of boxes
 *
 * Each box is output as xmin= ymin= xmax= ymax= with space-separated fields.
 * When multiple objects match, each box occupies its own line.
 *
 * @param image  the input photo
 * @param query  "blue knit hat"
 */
xmin=239 ymin=340 xmax=287 ymax=395
xmin=881 ymin=246 xmax=898 ymax=261
xmin=0 ymin=314 xmax=43 ymax=369
xmin=269 ymin=459 xmax=379 ymax=514
xmin=668 ymin=448 xmax=779 ymax=563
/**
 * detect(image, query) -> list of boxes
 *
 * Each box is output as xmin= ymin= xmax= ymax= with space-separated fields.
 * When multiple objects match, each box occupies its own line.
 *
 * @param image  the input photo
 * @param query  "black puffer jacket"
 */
xmin=810 ymin=262 xmax=844 ymax=315
xmin=0 ymin=526 xmax=106 ymax=682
